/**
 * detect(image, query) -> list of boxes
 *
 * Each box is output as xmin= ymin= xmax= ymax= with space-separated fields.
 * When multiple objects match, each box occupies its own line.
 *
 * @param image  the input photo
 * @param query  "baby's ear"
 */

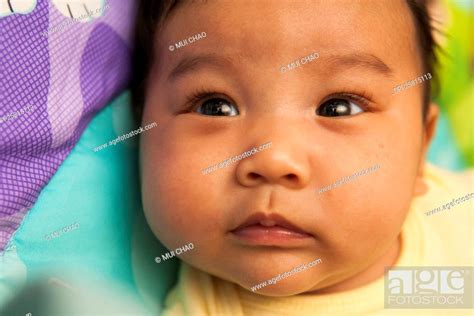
xmin=414 ymin=102 xmax=439 ymax=196
xmin=422 ymin=102 xmax=439 ymax=151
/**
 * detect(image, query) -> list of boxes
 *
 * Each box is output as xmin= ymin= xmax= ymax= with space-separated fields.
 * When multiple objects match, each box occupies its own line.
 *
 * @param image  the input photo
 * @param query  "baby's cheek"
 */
xmin=325 ymin=178 xmax=408 ymax=262
xmin=142 ymin=158 xmax=225 ymax=249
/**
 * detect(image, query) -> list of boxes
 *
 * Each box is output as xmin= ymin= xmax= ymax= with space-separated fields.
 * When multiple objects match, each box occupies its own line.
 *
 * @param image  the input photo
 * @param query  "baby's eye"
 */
xmin=195 ymin=98 xmax=239 ymax=116
xmin=316 ymin=98 xmax=364 ymax=117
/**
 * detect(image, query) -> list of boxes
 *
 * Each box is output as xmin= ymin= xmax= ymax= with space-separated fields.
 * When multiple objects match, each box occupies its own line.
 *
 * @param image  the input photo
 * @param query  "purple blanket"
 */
xmin=0 ymin=0 xmax=135 ymax=251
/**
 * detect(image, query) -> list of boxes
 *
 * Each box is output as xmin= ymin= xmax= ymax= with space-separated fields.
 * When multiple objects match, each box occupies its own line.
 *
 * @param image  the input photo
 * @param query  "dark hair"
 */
xmin=131 ymin=0 xmax=439 ymax=122
xmin=130 ymin=0 xmax=180 ymax=121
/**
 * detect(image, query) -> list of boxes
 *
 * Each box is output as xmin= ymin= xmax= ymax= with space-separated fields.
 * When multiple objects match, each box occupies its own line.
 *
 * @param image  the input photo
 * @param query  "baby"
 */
xmin=130 ymin=1 xmax=473 ymax=315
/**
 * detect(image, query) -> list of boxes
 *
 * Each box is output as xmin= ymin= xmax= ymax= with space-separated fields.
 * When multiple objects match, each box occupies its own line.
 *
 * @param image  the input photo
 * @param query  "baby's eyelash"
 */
xmin=186 ymin=89 xmax=215 ymax=106
xmin=323 ymin=89 xmax=374 ymax=110
xmin=181 ymin=88 xmax=375 ymax=112
xmin=183 ymin=88 xmax=229 ymax=112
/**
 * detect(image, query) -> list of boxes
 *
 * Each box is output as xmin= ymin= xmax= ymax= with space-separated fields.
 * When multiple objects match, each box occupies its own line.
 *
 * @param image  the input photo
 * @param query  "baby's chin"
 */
xmin=212 ymin=263 xmax=330 ymax=297
xmin=185 ymin=256 xmax=329 ymax=297
xmin=238 ymin=273 xmax=327 ymax=297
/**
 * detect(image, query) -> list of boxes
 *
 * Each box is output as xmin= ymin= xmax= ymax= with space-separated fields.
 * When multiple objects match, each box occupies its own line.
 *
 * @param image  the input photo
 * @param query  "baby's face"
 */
xmin=140 ymin=0 xmax=437 ymax=295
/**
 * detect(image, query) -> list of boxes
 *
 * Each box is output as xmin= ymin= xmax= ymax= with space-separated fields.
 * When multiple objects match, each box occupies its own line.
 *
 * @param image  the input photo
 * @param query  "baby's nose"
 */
xmin=235 ymin=142 xmax=311 ymax=190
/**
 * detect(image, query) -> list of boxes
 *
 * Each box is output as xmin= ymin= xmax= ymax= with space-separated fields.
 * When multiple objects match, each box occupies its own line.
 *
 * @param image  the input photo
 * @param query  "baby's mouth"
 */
xmin=229 ymin=213 xmax=314 ymax=246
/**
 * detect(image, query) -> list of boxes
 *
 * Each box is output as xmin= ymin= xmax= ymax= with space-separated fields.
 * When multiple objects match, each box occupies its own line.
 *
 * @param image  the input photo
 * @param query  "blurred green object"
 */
xmin=433 ymin=0 xmax=474 ymax=168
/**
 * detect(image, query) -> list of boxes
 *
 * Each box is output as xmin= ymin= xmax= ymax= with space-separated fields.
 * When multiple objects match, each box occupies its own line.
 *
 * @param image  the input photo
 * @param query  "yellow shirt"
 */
xmin=161 ymin=165 xmax=473 ymax=316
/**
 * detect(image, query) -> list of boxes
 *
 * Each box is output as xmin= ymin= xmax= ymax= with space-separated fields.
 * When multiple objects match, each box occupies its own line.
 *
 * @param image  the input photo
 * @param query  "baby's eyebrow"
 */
xmin=167 ymin=51 xmax=394 ymax=81
xmin=323 ymin=52 xmax=394 ymax=78
xmin=168 ymin=53 xmax=236 ymax=82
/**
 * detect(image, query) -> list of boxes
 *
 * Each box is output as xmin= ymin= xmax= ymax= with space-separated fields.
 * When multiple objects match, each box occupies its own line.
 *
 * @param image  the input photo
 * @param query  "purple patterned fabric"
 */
xmin=0 ymin=0 xmax=135 ymax=251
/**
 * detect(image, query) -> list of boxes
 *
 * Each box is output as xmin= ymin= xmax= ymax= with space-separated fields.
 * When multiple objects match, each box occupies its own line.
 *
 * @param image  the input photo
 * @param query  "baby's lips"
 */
xmin=231 ymin=212 xmax=314 ymax=237
xmin=0 ymin=0 xmax=37 ymax=18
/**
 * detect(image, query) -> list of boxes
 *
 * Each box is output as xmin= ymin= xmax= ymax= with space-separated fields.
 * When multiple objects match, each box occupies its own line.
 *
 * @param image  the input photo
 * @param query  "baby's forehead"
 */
xmin=156 ymin=0 xmax=422 ymax=79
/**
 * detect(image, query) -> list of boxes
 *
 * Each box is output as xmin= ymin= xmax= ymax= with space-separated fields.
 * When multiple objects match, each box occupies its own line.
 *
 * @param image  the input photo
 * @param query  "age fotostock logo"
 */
xmin=384 ymin=267 xmax=473 ymax=309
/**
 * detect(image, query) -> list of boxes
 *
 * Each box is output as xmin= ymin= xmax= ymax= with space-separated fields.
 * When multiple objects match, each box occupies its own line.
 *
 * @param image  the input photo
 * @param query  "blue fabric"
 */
xmin=427 ymin=111 xmax=466 ymax=171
